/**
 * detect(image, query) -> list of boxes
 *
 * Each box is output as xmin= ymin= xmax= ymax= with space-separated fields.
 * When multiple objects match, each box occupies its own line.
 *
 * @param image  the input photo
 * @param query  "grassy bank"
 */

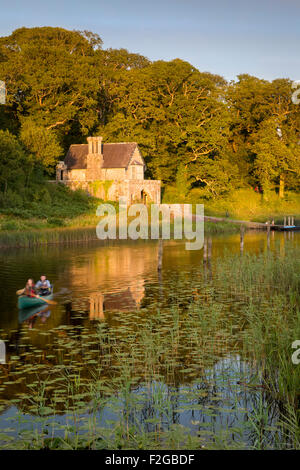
xmin=0 ymin=182 xmax=103 ymax=231
xmin=4 ymin=185 xmax=300 ymax=234
xmin=0 ymin=182 xmax=118 ymax=246
xmin=2 ymin=184 xmax=299 ymax=247
xmin=163 ymin=188 xmax=300 ymax=224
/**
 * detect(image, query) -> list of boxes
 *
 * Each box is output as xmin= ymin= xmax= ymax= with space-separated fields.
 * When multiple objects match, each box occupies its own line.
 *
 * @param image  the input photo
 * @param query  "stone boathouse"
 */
xmin=56 ymin=136 xmax=161 ymax=204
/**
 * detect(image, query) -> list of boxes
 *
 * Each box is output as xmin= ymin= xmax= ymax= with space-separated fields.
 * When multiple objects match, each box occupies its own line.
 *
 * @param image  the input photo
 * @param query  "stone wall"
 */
xmin=127 ymin=179 xmax=161 ymax=204
xmin=60 ymin=179 xmax=161 ymax=205
xmin=67 ymin=169 xmax=87 ymax=181
xmin=56 ymin=161 xmax=67 ymax=181
xmin=128 ymin=164 xmax=143 ymax=180
xmin=102 ymin=168 xmax=126 ymax=180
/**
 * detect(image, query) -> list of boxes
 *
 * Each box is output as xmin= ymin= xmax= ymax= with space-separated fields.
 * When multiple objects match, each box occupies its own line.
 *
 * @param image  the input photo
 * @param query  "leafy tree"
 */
xmin=20 ymin=119 xmax=63 ymax=171
xmin=0 ymin=129 xmax=29 ymax=193
xmin=0 ymin=27 xmax=151 ymax=158
xmin=252 ymin=119 xmax=300 ymax=197
xmin=0 ymin=26 xmax=299 ymax=205
xmin=227 ymin=75 xmax=300 ymax=195
xmin=0 ymin=27 xmax=102 ymax=143
xmin=175 ymin=162 xmax=191 ymax=199
xmin=98 ymin=58 xmax=236 ymax=196
xmin=97 ymin=48 xmax=150 ymax=71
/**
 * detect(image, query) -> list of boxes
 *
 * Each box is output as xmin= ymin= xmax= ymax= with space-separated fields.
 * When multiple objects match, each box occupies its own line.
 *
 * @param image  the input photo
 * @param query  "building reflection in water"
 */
xmin=65 ymin=243 xmax=158 ymax=320
xmin=89 ymin=282 xmax=145 ymax=320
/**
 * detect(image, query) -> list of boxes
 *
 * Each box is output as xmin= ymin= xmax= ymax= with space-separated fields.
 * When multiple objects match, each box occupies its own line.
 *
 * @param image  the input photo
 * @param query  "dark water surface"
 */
xmin=0 ymin=231 xmax=299 ymax=449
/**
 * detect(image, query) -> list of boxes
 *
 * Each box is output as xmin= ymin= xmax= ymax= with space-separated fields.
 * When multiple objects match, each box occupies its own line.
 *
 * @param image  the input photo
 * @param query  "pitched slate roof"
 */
xmin=64 ymin=144 xmax=87 ymax=170
xmin=64 ymin=142 xmax=141 ymax=169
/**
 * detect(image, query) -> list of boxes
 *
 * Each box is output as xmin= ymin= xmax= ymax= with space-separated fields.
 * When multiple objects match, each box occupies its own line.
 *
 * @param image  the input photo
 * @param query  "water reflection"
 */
xmin=0 ymin=231 xmax=299 ymax=330
xmin=0 ymin=231 xmax=299 ymax=448
xmin=19 ymin=305 xmax=52 ymax=328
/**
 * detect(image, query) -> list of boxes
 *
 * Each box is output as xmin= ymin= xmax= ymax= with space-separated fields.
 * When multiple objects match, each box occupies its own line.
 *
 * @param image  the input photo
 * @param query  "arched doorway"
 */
xmin=141 ymin=190 xmax=149 ymax=204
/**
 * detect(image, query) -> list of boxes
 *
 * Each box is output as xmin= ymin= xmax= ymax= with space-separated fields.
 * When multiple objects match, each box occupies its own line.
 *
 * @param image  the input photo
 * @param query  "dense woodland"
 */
xmin=0 ymin=26 xmax=300 ymax=222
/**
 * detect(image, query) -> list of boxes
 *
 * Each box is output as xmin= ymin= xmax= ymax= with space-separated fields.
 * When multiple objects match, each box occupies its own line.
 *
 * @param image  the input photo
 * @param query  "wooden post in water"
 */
xmin=240 ymin=226 xmax=245 ymax=254
xmin=207 ymin=236 xmax=213 ymax=279
xmin=288 ymin=216 xmax=291 ymax=226
xmin=267 ymin=222 xmax=270 ymax=249
xmin=292 ymin=216 xmax=295 ymax=226
xmin=157 ymin=239 xmax=163 ymax=300
xmin=284 ymin=216 xmax=287 ymax=227
xmin=208 ymin=237 xmax=212 ymax=261
xmin=158 ymin=239 xmax=163 ymax=271
xmin=203 ymin=237 xmax=208 ymax=263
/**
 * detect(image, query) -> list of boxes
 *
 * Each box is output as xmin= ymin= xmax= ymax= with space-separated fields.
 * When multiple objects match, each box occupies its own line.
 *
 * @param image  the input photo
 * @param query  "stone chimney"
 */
xmin=87 ymin=136 xmax=103 ymax=155
xmin=86 ymin=136 xmax=103 ymax=180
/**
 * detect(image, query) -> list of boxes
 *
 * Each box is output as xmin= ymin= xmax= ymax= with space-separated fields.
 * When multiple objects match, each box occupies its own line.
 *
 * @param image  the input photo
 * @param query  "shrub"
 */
xmin=0 ymin=189 xmax=24 ymax=208
xmin=39 ymin=188 xmax=52 ymax=205
xmin=1 ymin=220 xmax=19 ymax=230
xmin=47 ymin=217 xmax=65 ymax=227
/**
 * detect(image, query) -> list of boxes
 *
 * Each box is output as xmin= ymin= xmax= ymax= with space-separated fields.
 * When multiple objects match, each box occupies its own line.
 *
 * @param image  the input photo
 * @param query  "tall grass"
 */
xmin=0 ymin=218 xmax=239 ymax=248
xmin=0 ymin=226 xmax=100 ymax=248
xmin=214 ymin=246 xmax=300 ymax=407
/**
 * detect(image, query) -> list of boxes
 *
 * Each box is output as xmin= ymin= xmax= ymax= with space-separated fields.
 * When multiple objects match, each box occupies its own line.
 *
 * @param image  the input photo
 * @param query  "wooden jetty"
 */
xmin=169 ymin=205 xmax=299 ymax=232
xmin=203 ymin=215 xmax=300 ymax=231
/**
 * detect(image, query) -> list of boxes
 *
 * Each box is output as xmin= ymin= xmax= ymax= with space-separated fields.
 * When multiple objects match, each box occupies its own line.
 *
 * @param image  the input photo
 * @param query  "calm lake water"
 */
xmin=0 ymin=230 xmax=299 ymax=449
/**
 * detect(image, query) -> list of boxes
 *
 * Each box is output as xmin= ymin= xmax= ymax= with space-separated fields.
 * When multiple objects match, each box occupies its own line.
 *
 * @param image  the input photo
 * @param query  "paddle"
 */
xmin=16 ymin=289 xmax=57 ymax=305
xmin=31 ymin=294 xmax=57 ymax=306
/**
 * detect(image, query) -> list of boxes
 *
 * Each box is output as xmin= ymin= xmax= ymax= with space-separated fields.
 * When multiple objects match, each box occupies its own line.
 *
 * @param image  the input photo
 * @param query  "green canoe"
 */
xmin=18 ymin=291 xmax=53 ymax=309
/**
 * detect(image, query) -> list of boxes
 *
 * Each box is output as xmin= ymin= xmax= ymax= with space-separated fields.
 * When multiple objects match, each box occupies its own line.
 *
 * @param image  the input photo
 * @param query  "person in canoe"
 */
xmin=35 ymin=275 xmax=51 ymax=296
xmin=17 ymin=276 xmax=56 ymax=309
xmin=25 ymin=278 xmax=36 ymax=297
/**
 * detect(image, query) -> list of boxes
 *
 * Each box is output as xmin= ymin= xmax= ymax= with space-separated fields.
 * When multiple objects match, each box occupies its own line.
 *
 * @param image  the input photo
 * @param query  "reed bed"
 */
xmin=0 ymin=227 xmax=99 ymax=248
xmin=0 ymin=220 xmax=240 ymax=248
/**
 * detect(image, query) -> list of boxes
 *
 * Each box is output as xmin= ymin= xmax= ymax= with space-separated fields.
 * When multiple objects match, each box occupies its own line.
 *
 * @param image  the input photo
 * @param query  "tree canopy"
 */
xmin=0 ymin=26 xmax=299 ymax=201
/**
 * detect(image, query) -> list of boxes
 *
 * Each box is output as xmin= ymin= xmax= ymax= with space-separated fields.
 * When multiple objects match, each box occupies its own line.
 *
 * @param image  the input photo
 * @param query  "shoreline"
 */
xmin=1 ymin=212 xmax=299 ymax=249
xmin=0 ymin=219 xmax=241 ymax=248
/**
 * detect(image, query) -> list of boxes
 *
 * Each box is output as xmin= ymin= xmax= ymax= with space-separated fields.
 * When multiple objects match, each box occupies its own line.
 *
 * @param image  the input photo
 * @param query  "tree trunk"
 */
xmin=279 ymin=174 xmax=285 ymax=199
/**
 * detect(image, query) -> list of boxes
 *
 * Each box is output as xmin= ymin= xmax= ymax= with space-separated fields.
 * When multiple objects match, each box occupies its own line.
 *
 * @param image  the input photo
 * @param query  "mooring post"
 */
xmin=288 ymin=216 xmax=291 ymax=226
xmin=158 ymin=239 xmax=163 ymax=271
xmin=240 ymin=226 xmax=245 ymax=253
xmin=208 ymin=236 xmax=212 ymax=261
xmin=207 ymin=236 xmax=213 ymax=279
xmin=203 ymin=237 xmax=208 ymax=263
xmin=0 ymin=340 xmax=5 ymax=365
xmin=284 ymin=216 xmax=286 ymax=227
xmin=292 ymin=216 xmax=294 ymax=226
xmin=267 ymin=223 xmax=270 ymax=249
